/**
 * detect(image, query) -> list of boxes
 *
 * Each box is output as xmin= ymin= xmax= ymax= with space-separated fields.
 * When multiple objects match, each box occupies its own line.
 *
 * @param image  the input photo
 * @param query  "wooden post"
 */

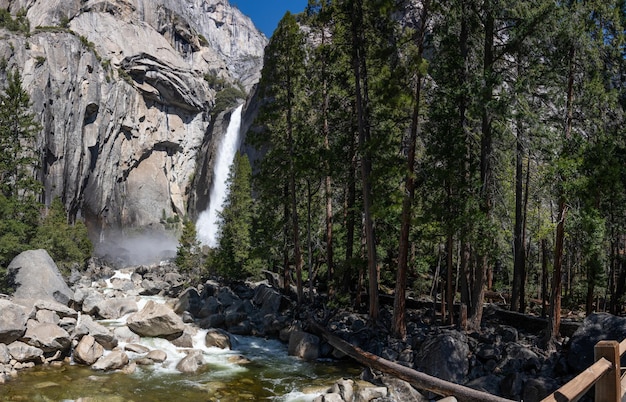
xmin=595 ymin=340 xmax=620 ymax=402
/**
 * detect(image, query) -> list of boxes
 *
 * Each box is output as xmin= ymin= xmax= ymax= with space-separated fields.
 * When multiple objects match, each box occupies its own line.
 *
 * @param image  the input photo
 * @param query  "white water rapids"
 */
xmin=196 ymin=104 xmax=244 ymax=247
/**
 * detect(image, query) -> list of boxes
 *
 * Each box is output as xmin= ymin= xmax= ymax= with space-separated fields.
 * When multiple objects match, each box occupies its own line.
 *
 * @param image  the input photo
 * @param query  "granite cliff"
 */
xmin=0 ymin=0 xmax=266 ymax=240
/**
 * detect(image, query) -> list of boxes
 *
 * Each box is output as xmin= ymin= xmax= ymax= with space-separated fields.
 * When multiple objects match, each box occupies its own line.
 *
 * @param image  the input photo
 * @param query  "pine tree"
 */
xmin=215 ymin=153 xmax=257 ymax=279
xmin=0 ymin=69 xmax=42 ymax=271
xmin=176 ymin=218 xmax=202 ymax=281
xmin=30 ymin=197 xmax=93 ymax=272
xmin=251 ymin=12 xmax=308 ymax=302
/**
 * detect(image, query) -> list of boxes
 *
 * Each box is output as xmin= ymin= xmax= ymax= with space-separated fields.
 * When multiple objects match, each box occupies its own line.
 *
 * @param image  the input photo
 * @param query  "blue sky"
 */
xmin=231 ymin=0 xmax=309 ymax=37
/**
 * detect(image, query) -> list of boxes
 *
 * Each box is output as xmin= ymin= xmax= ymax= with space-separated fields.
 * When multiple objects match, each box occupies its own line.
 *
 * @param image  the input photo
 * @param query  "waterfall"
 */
xmin=196 ymin=104 xmax=244 ymax=247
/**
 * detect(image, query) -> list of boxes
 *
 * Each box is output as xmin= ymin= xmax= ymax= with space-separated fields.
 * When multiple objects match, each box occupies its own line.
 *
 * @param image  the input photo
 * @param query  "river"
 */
xmin=1 ymin=335 xmax=360 ymax=401
xmin=1 ymin=270 xmax=361 ymax=401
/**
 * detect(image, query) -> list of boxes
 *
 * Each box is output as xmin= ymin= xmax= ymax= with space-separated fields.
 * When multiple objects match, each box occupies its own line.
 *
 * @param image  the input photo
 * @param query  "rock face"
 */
xmin=0 ymin=0 xmax=266 ymax=234
xmin=7 ymin=250 xmax=74 ymax=306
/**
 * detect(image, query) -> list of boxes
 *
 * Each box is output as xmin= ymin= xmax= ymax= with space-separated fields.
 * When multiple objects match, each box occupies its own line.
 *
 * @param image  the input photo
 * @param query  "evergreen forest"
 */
xmin=212 ymin=0 xmax=626 ymax=348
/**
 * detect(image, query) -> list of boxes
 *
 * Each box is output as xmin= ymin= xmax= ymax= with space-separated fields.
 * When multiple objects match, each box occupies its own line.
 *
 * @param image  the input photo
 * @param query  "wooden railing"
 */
xmin=541 ymin=339 xmax=626 ymax=402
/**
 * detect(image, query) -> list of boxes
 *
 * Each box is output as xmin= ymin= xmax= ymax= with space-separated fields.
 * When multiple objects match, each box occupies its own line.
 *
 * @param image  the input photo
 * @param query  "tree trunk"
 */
xmin=287 ymin=80 xmax=304 ymax=304
xmin=351 ymin=0 xmax=378 ymax=321
xmin=544 ymin=44 xmax=575 ymax=348
xmin=342 ymin=123 xmax=357 ymax=294
xmin=320 ymin=22 xmax=335 ymax=300
xmin=541 ymin=237 xmax=549 ymax=318
xmin=544 ymin=199 xmax=567 ymax=348
xmin=446 ymin=231 xmax=455 ymax=325
xmin=283 ymin=183 xmax=291 ymax=292
xmin=468 ymin=0 xmax=494 ymax=331
xmin=393 ymin=0 xmax=429 ymax=340
xmin=511 ymin=112 xmax=525 ymax=312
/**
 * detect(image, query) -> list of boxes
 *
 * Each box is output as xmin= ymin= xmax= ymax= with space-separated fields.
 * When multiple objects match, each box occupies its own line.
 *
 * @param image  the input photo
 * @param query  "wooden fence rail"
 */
xmin=541 ymin=339 xmax=626 ymax=402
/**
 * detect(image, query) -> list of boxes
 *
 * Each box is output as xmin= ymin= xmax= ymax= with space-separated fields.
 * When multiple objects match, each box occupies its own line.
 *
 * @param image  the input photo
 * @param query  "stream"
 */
xmin=0 ymin=271 xmax=361 ymax=401
xmin=0 ymin=336 xmax=360 ymax=401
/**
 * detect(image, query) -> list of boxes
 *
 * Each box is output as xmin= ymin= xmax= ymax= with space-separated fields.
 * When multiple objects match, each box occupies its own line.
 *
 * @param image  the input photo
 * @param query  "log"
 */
xmin=308 ymin=320 xmax=514 ymax=402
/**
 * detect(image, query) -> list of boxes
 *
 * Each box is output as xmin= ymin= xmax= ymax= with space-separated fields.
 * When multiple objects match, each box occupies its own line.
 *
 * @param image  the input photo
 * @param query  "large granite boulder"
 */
xmin=74 ymin=315 xmax=118 ymax=350
xmin=126 ymin=300 xmax=185 ymax=339
xmin=205 ymin=328 xmax=232 ymax=349
xmin=288 ymin=331 xmax=320 ymax=361
xmin=0 ymin=299 xmax=29 ymax=344
xmin=22 ymin=320 xmax=71 ymax=353
xmin=7 ymin=341 xmax=43 ymax=363
xmin=96 ymin=298 xmax=139 ymax=320
xmin=7 ymin=249 xmax=73 ymax=305
xmin=414 ymin=330 xmax=469 ymax=384
xmin=92 ymin=350 xmax=129 ymax=371
xmin=73 ymin=335 xmax=104 ymax=365
xmin=567 ymin=313 xmax=626 ymax=372
xmin=176 ymin=350 xmax=204 ymax=373
xmin=253 ymin=284 xmax=283 ymax=315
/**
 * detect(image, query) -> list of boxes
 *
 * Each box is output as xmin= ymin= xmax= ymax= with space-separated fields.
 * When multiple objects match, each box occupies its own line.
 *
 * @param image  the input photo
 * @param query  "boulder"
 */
xmin=146 ymin=350 xmax=167 ymax=363
xmin=73 ymin=335 xmax=104 ymax=365
xmin=140 ymin=279 xmax=169 ymax=296
xmin=74 ymin=315 xmax=118 ymax=350
xmin=7 ymin=249 xmax=73 ymax=305
xmin=21 ymin=321 xmax=71 ymax=353
xmin=35 ymin=310 xmax=60 ymax=325
xmin=32 ymin=300 xmax=78 ymax=319
xmin=330 ymin=379 xmax=354 ymax=402
xmin=355 ymin=386 xmax=388 ymax=402
xmin=522 ymin=377 xmax=559 ymax=402
xmin=567 ymin=313 xmax=626 ymax=372
xmin=381 ymin=376 xmax=427 ymax=402
xmin=81 ymin=292 xmax=105 ymax=315
xmin=96 ymin=298 xmax=139 ymax=319
xmin=198 ymin=313 xmax=226 ymax=329
xmin=171 ymin=328 xmax=196 ymax=348
xmin=0 ymin=344 xmax=11 ymax=364
xmin=288 ymin=331 xmax=320 ymax=361
xmin=0 ymin=299 xmax=28 ymax=344
xmin=253 ymin=284 xmax=283 ymax=315
xmin=126 ymin=300 xmax=185 ymax=338
xmin=113 ymin=326 xmax=140 ymax=344
xmin=7 ymin=341 xmax=44 ymax=363
xmin=414 ymin=330 xmax=469 ymax=384
xmin=174 ymin=287 xmax=202 ymax=316
xmin=124 ymin=344 xmax=150 ymax=354
xmin=92 ymin=350 xmax=129 ymax=371
xmin=176 ymin=350 xmax=204 ymax=373
xmin=205 ymin=328 xmax=232 ymax=349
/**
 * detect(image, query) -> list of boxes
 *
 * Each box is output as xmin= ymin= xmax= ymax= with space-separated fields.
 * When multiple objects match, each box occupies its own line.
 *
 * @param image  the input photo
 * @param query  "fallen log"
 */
xmin=308 ymin=320 xmax=514 ymax=402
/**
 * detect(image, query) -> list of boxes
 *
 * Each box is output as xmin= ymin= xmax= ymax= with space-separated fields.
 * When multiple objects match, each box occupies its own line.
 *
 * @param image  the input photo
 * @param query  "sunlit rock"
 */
xmin=22 ymin=321 xmax=71 ymax=353
xmin=96 ymin=298 xmax=138 ymax=320
xmin=7 ymin=341 xmax=43 ymax=363
xmin=74 ymin=315 xmax=118 ymax=350
xmin=7 ymin=250 xmax=74 ymax=306
xmin=126 ymin=300 xmax=184 ymax=339
xmin=91 ymin=350 xmax=129 ymax=371
xmin=146 ymin=350 xmax=168 ymax=363
xmin=205 ymin=328 xmax=231 ymax=349
xmin=0 ymin=300 xmax=28 ymax=344
xmin=74 ymin=335 xmax=104 ymax=365
xmin=176 ymin=349 xmax=204 ymax=373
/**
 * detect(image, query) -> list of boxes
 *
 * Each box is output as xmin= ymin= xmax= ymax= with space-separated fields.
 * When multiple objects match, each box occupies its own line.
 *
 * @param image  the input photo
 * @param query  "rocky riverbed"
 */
xmin=0 ymin=249 xmax=622 ymax=402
